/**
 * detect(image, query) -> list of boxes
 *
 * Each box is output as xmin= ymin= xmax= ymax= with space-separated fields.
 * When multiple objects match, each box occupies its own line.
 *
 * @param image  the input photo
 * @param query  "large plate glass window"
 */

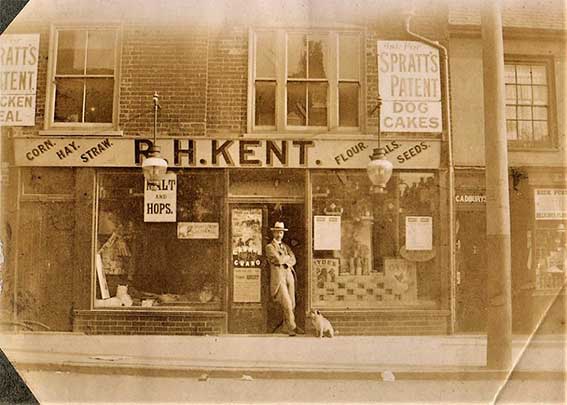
xmin=50 ymin=28 xmax=119 ymax=126
xmin=311 ymin=171 xmax=440 ymax=309
xmin=95 ymin=171 xmax=224 ymax=310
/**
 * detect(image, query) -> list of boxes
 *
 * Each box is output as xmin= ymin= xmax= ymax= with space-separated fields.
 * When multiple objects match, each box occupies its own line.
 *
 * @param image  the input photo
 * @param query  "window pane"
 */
xmin=531 ymin=65 xmax=547 ymax=85
xmin=85 ymin=78 xmax=114 ymax=123
xmin=54 ymin=78 xmax=84 ymax=122
xmin=516 ymin=65 xmax=531 ymax=84
xmin=518 ymin=85 xmax=532 ymax=103
xmin=505 ymin=85 xmax=516 ymax=102
xmin=504 ymin=65 xmax=516 ymax=83
xmin=287 ymin=82 xmax=306 ymax=125
xmin=308 ymin=35 xmax=327 ymax=79
xmin=254 ymin=81 xmax=276 ymax=126
xmin=533 ymin=106 xmax=548 ymax=120
xmin=506 ymin=120 xmax=518 ymax=140
xmin=533 ymin=121 xmax=548 ymax=140
xmin=533 ymin=86 xmax=548 ymax=105
xmin=339 ymin=82 xmax=358 ymax=126
xmin=518 ymin=121 xmax=533 ymax=140
xmin=256 ymin=32 xmax=276 ymax=78
xmin=518 ymin=106 xmax=532 ymax=119
xmin=506 ymin=106 xmax=517 ymax=119
xmin=86 ymin=30 xmax=116 ymax=75
xmin=308 ymin=83 xmax=327 ymax=126
xmin=339 ymin=34 xmax=360 ymax=80
xmin=56 ymin=30 xmax=86 ymax=75
xmin=288 ymin=34 xmax=306 ymax=78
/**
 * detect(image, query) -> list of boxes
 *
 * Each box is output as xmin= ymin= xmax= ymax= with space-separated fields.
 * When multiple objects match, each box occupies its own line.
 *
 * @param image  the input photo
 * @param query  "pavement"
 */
xmin=0 ymin=332 xmax=565 ymax=381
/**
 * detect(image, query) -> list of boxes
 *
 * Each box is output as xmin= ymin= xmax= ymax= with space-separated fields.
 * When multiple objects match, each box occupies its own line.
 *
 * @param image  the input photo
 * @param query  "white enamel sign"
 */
xmin=144 ymin=172 xmax=177 ymax=222
xmin=378 ymin=41 xmax=442 ymax=133
xmin=0 ymin=34 xmax=40 ymax=126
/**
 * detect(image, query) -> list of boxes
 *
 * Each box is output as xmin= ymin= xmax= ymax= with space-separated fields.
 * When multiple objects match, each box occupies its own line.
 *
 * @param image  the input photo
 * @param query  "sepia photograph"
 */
xmin=0 ymin=0 xmax=565 ymax=403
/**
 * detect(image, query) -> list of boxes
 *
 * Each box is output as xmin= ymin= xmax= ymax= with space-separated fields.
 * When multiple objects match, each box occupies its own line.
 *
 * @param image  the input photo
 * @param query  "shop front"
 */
xmin=12 ymin=135 xmax=450 ymax=335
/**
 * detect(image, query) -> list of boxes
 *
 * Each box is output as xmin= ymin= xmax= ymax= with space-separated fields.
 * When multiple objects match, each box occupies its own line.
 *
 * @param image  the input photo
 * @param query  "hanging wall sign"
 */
xmin=177 ymin=222 xmax=219 ymax=239
xmin=378 ymin=40 xmax=442 ymax=133
xmin=144 ymin=172 xmax=177 ymax=222
xmin=535 ymin=189 xmax=567 ymax=220
xmin=0 ymin=34 xmax=40 ymax=126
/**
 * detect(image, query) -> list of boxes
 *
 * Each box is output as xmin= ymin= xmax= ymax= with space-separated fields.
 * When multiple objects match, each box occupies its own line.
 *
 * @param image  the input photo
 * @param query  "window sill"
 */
xmin=39 ymin=129 xmax=124 ymax=137
xmin=508 ymin=145 xmax=558 ymax=152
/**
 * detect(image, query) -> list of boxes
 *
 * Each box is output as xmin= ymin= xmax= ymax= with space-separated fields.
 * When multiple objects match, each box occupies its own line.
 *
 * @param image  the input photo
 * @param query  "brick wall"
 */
xmin=119 ymin=25 xmax=209 ymax=138
xmin=305 ymin=310 xmax=450 ymax=336
xmin=73 ymin=310 xmax=227 ymax=335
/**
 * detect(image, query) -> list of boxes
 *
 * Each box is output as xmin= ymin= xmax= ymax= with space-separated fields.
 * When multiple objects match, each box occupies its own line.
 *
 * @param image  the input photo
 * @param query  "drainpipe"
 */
xmin=403 ymin=12 xmax=457 ymax=334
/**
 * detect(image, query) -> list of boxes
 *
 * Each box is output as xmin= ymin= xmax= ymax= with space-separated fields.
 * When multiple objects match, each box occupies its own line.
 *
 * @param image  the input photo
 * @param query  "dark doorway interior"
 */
xmin=455 ymin=211 xmax=488 ymax=332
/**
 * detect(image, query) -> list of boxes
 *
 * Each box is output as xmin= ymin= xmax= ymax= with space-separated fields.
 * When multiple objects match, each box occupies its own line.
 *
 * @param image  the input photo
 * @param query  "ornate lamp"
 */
xmin=142 ymin=92 xmax=168 ymax=184
xmin=367 ymin=96 xmax=393 ymax=193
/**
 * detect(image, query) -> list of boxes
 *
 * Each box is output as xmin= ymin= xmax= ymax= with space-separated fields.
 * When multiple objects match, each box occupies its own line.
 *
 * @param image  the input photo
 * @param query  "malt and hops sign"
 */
xmin=144 ymin=172 xmax=177 ymax=222
xmin=378 ymin=40 xmax=442 ymax=133
xmin=0 ymin=34 xmax=39 ymax=126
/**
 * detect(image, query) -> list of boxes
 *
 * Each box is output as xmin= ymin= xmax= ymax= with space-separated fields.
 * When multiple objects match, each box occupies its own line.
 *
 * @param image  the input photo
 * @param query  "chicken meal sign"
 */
xmin=378 ymin=41 xmax=442 ymax=133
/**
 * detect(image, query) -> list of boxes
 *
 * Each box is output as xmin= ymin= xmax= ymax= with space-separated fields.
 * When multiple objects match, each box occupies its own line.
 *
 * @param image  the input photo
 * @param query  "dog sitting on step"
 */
xmin=307 ymin=309 xmax=335 ymax=338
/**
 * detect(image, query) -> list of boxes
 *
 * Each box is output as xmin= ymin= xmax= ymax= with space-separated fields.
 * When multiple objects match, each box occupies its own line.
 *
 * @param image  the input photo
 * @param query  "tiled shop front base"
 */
xmin=306 ymin=310 xmax=450 ymax=336
xmin=73 ymin=310 xmax=227 ymax=335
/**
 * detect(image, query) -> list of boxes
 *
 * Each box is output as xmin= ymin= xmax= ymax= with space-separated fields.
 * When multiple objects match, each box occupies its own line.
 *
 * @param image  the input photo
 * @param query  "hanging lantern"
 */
xmin=142 ymin=92 xmax=168 ymax=184
xmin=367 ymin=147 xmax=393 ymax=194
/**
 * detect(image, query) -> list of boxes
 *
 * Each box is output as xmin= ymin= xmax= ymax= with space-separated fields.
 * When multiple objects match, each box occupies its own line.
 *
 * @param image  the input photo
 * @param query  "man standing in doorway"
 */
xmin=266 ymin=222 xmax=297 ymax=336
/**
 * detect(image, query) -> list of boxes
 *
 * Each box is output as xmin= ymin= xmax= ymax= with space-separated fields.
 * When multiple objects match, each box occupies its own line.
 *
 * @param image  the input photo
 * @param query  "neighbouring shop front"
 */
xmin=11 ymin=135 xmax=451 ymax=335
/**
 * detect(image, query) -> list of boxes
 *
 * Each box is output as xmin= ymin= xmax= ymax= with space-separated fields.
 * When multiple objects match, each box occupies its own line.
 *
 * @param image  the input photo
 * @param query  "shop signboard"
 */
xmin=144 ymin=172 xmax=177 ymax=222
xmin=405 ymin=216 xmax=433 ymax=251
xmin=378 ymin=40 xmax=442 ymax=133
xmin=14 ymin=137 xmax=442 ymax=170
xmin=177 ymin=222 xmax=219 ymax=239
xmin=535 ymin=188 xmax=567 ymax=220
xmin=0 ymin=34 xmax=39 ymax=126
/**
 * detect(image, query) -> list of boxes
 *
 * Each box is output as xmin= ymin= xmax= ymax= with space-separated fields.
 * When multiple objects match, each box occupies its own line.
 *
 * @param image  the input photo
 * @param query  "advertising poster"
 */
xmin=144 ymin=172 xmax=177 ymax=222
xmin=233 ymin=267 xmax=261 ymax=303
xmin=535 ymin=189 xmax=567 ymax=220
xmin=0 ymin=34 xmax=40 ymax=126
xmin=378 ymin=40 xmax=442 ymax=133
xmin=231 ymin=208 xmax=262 ymax=267
xmin=314 ymin=215 xmax=341 ymax=250
xmin=405 ymin=216 xmax=433 ymax=251
xmin=177 ymin=222 xmax=219 ymax=239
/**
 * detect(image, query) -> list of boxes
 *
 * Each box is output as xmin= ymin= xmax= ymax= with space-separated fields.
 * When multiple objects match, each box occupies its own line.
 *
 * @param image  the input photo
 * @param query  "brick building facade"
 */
xmin=0 ymin=0 xmax=564 ymax=335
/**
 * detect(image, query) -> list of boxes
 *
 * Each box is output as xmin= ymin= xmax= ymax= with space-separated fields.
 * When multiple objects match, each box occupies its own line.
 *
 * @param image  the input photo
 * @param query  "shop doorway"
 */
xmin=455 ymin=211 xmax=488 ymax=332
xmin=228 ymin=202 xmax=305 ymax=334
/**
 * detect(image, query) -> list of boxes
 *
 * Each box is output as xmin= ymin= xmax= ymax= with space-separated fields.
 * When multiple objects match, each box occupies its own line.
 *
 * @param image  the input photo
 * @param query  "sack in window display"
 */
xmin=94 ymin=284 xmax=133 ymax=307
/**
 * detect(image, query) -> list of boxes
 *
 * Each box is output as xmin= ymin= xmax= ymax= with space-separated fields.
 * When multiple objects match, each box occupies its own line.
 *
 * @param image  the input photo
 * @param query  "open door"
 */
xmin=229 ymin=203 xmax=305 ymax=334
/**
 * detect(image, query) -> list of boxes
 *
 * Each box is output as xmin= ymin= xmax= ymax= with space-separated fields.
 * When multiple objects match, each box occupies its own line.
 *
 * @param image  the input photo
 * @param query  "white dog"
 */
xmin=307 ymin=309 xmax=335 ymax=338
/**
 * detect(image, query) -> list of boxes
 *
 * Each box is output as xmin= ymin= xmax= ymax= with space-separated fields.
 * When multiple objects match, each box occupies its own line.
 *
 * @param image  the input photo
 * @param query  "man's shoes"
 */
xmin=295 ymin=326 xmax=305 ymax=335
xmin=288 ymin=329 xmax=296 ymax=336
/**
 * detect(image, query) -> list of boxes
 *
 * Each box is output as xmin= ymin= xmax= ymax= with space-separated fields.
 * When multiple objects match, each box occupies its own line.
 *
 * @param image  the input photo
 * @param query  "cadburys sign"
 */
xmin=14 ymin=137 xmax=441 ymax=170
xmin=378 ymin=41 xmax=442 ymax=133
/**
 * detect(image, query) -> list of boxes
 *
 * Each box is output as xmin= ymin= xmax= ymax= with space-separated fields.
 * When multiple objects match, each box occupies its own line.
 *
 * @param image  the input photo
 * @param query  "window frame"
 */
xmin=44 ymin=24 xmax=122 ymax=132
xmin=504 ymin=55 xmax=558 ymax=150
xmin=248 ymin=28 xmax=365 ymax=134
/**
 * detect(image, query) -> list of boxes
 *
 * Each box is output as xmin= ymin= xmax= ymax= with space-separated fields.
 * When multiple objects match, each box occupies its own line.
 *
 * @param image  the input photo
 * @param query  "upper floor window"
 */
xmin=251 ymin=30 xmax=362 ymax=132
xmin=505 ymin=60 xmax=554 ymax=148
xmin=47 ymin=27 xmax=120 ymax=128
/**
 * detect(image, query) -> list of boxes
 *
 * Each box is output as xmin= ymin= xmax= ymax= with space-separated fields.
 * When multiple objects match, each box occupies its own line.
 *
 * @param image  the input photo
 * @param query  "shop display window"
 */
xmin=95 ymin=171 xmax=224 ymax=309
xmin=311 ymin=171 xmax=440 ymax=309
xmin=534 ymin=222 xmax=566 ymax=290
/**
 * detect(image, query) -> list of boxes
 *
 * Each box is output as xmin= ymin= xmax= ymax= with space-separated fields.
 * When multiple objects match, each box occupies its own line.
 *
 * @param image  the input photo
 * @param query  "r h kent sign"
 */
xmin=378 ymin=41 xmax=442 ymax=133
